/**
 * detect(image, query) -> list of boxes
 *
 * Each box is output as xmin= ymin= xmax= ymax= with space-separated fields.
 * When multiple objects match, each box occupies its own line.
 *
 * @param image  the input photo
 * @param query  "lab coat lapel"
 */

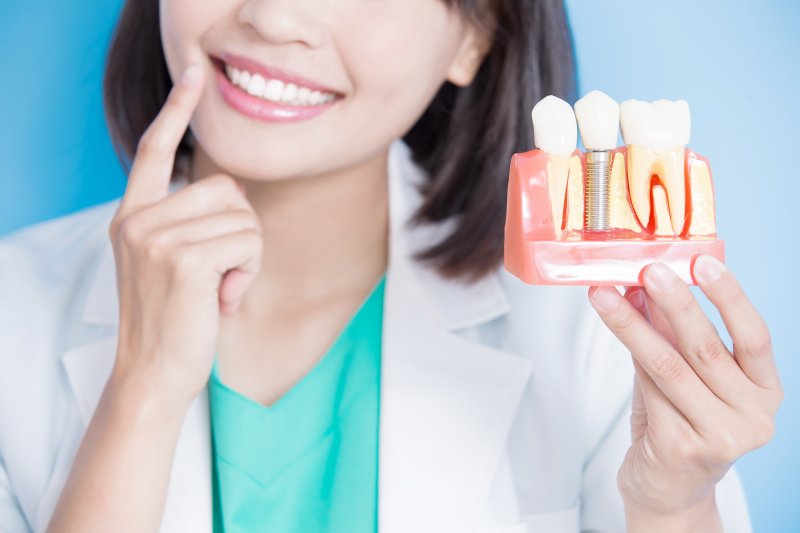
xmin=58 ymin=140 xmax=533 ymax=533
xmin=379 ymin=271 xmax=533 ymax=532
xmin=378 ymin=141 xmax=533 ymax=532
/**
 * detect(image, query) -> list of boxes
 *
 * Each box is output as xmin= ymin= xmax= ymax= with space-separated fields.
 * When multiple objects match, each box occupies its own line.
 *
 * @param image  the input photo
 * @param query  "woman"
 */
xmin=0 ymin=0 xmax=781 ymax=531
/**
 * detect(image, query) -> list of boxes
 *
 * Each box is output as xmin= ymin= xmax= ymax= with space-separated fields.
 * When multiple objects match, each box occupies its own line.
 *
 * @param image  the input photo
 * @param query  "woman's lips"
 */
xmin=212 ymin=58 xmax=339 ymax=123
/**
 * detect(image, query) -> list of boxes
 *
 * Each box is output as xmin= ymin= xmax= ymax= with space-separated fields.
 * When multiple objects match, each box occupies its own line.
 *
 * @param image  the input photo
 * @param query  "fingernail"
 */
xmin=627 ymin=288 xmax=651 ymax=321
xmin=645 ymin=263 xmax=678 ymax=290
xmin=591 ymin=286 xmax=621 ymax=310
xmin=627 ymin=288 xmax=646 ymax=313
xmin=181 ymin=64 xmax=202 ymax=85
xmin=693 ymin=255 xmax=726 ymax=284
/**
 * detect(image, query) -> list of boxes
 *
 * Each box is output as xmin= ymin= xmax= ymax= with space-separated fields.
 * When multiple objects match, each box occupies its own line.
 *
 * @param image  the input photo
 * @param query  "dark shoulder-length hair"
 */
xmin=103 ymin=0 xmax=575 ymax=283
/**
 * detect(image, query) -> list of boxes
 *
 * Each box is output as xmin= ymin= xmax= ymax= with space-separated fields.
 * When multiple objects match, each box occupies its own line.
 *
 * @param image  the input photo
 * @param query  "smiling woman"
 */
xmin=103 ymin=0 xmax=575 ymax=282
xmin=0 ymin=0 xmax=772 ymax=532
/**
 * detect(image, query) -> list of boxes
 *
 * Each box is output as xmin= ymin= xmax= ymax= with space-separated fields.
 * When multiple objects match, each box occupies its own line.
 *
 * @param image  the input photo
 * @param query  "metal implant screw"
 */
xmin=584 ymin=150 xmax=612 ymax=232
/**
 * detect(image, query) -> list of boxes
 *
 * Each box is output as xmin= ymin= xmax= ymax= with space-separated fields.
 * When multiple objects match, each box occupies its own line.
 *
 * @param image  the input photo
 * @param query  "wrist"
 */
xmin=623 ymin=490 xmax=721 ymax=533
xmin=107 ymin=359 xmax=196 ymax=425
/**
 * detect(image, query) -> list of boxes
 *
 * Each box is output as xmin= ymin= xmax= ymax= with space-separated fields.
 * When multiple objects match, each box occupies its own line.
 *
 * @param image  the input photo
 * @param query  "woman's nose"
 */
xmin=237 ymin=0 xmax=327 ymax=49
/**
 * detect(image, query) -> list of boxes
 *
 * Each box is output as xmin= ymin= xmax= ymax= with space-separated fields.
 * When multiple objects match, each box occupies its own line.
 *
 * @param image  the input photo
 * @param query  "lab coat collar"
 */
xmin=59 ymin=139 xmax=532 ymax=533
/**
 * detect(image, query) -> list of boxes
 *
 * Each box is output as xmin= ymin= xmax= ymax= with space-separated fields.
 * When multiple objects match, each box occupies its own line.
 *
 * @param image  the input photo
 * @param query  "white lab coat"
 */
xmin=0 ymin=139 xmax=752 ymax=532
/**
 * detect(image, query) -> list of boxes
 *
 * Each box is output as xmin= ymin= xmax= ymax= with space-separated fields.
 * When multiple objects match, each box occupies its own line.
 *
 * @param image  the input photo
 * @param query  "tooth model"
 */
xmin=575 ymin=90 xmax=619 ymax=232
xmin=504 ymin=92 xmax=723 ymax=286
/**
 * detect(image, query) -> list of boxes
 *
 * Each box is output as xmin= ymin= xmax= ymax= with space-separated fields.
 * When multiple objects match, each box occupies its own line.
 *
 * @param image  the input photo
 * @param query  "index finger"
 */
xmin=118 ymin=63 xmax=205 ymax=218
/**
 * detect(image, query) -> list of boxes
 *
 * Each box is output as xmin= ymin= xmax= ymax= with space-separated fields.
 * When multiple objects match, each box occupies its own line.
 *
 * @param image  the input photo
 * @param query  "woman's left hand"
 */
xmin=587 ymin=255 xmax=783 ymax=529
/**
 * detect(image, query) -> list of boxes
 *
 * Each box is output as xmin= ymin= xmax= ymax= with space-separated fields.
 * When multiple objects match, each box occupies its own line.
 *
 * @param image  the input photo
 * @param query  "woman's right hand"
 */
xmin=107 ymin=64 xmax=263 ymax=408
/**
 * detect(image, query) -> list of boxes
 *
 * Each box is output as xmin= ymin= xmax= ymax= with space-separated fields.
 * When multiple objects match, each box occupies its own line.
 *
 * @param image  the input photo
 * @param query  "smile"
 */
xmin=223 ymin=63 xmax=338 ymax=107
xmin=211 ymin=54 xmax=342 ymax=123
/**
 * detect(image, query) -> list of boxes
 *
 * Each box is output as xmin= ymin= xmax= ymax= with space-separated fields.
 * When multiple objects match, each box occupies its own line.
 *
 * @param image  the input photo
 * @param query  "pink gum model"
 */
xmin=503 ymin=147 xmax=724 ymax=286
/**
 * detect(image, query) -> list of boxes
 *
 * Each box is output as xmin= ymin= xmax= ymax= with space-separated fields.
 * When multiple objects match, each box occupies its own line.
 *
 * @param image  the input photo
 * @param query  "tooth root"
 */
xmin=627 ymin=146 xmax=657 ymax=229
xmin=620 ymin=98 xmax=691 ymax=236
xmin=657 ymin=146 xmax=687 ymax=234
xmin=652 ymin=185 xmax=674 ymax=236
xmin=626 ymin=145 xmax=687 ymax=235
xmin=565 ymin=155 xmax=584 ymax=232
xmin=608 ymin=152 xmax=642 ymax=232
xmin=546 ymin=154 xmax=571 ymax=235
xmin=687 ymin=160 xmax=717 ymax=236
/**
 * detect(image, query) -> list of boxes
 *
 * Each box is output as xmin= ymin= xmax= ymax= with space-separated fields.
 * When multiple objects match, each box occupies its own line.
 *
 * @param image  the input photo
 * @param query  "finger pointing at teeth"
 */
xmin=118 ymin=63 xmax=205 ymax=219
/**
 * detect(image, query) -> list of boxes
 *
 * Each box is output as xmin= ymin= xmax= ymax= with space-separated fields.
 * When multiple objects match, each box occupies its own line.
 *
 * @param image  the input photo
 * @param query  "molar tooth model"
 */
xmin=504 ymin=90 xmax=723 ymax=286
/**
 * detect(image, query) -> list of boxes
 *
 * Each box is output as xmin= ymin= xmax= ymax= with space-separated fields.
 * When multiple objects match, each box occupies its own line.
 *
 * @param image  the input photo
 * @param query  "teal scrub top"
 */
xmin=207 ymin=273 xmax=386 ymax=533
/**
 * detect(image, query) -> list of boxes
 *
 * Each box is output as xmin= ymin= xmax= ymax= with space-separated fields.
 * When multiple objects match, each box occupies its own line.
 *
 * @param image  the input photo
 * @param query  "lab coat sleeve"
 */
xmin=578 ymin=309 xmax=753 ymax=533
xmin=0 ymin=454 xmax=31 ymax=533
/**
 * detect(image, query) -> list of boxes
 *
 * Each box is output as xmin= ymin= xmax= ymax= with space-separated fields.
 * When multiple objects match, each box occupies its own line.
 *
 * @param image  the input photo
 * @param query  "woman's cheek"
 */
xmin=159 ymin=0 xmax=227 ymax=81
xmin=159 ymin=1 xmax=197 ymax=82
xmin=336 ymin=24 xmax=455 ymax=133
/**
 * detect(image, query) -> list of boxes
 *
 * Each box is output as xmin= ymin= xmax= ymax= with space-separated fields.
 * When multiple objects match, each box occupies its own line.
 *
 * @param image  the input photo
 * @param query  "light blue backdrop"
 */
xmin=1 ymin=1 xmax=797 ymax=531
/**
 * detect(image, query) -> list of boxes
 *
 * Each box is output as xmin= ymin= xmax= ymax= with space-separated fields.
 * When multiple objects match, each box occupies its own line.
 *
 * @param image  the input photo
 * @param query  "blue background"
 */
xmin=1 ymin=0 xmax=797 ymax=530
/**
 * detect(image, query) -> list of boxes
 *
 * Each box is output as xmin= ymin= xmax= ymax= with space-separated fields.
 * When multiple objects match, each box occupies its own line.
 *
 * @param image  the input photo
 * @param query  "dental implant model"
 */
xmin=504 ymin=90 xmax=723 ymax=286
xmin=574 ymin=91 xmax=618 ymax=233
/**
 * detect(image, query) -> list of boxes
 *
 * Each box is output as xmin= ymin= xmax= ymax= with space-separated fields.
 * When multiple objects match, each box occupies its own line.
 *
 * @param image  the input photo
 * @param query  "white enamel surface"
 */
xmin=223 ymin=63 xmax=335 ymax=106
xmin=531 ymin=95 xmax=578 ymax=156
xmin=620 ymin=99 xmax=691 ymax=154
xmin=574 ymin=90 xmax=620 ymax=150
xmin=282 ymin=83 xmax=298 ymax=103
xmin=263 ymin=79 xmax=285 ymax=101
xmin=246 ymin=73 xmax=266 ymax=96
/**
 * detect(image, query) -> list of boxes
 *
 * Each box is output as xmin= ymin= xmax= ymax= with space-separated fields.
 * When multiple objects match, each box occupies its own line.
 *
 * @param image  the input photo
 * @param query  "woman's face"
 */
xmin=159 ymin=0 xmax=489 ymax=181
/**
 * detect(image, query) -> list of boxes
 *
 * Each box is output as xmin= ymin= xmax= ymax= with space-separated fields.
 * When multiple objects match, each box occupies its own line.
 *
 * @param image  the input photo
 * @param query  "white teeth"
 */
xmin=531 ymin=95 xmax=578 ymax=156
xmin=296 ymin=87 xmax=311 ymax=105
xmin=620 ymin=99 xmax=690 ymax=154
xmin=264 ymin=79 xmax=285 ymax=101
xmin=621 ymin=99 xmax=691 ymax=234
xmin=282 ymin=83 xmax=298 ymax=103
xmin=531 ymin=95 xmax=578 ymax=234
xmin=240 ymin=70 xmax=251 ymax=88
xmin=247 ymin=74 xmax=266 ymax=97
xmin=223 ymin=63 xmax=337 ymax=106
xmin=574 ymin=90 xmax=620 ymax=151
